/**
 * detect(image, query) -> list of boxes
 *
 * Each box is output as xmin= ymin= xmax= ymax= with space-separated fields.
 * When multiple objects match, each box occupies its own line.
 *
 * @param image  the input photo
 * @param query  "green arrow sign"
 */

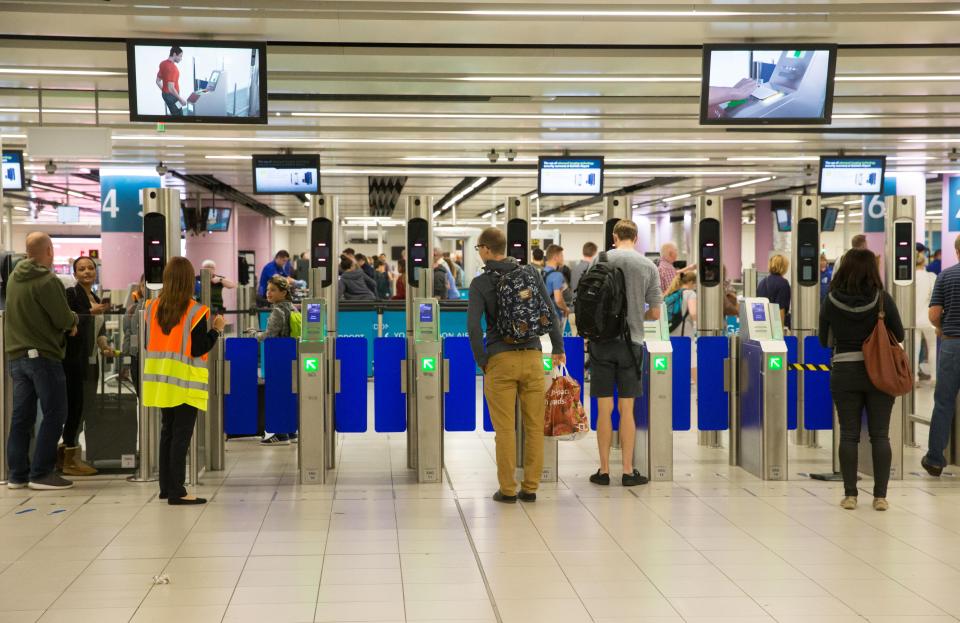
xmin=768 ymin=355 xmax=783 ymax=371
xmin=421 ymin=357 xmax=437 ymax=373
xmin=653 ymin=355 xmax=669 ymax=371
xmin=303 ymin=357 xmax=319 ymax=373
xmin=542 ymin=357 xmax=553 ymax=372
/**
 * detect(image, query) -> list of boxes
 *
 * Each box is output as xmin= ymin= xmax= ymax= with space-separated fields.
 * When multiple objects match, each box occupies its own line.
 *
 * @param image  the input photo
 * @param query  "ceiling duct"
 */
xmin=368 ymin=176 xmax=407 ymax=217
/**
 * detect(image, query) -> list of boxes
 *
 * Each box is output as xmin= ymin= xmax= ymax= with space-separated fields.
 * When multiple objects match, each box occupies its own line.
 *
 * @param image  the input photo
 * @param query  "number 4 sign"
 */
xmin=99 ymin=170 xmax=161 ymax=233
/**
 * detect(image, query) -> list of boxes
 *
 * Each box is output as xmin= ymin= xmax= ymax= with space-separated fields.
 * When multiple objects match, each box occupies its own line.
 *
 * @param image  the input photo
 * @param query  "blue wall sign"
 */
xmin=948 ymin=176 xmax=960 ymax=233
xmin=863 ymin=176 xmax=896 ymax=233
xmin=100 ymin=171 xmax=162 ymax=233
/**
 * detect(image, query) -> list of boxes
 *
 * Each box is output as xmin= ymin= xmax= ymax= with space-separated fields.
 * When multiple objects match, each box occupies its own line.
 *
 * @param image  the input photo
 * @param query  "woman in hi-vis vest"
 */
xmin=143 ymin=257 xmax=225 ymax=505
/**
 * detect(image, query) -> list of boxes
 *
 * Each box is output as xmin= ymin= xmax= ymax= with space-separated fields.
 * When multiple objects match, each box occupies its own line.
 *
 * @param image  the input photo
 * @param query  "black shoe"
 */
xmin=518 ymin=490 xmax=537 ymax=502
xmin=28 ymin=473 xmax=74 ymax=490
xmin=922 ymin=456 xmax=944 ymax=477
xmin=622 ymin=470 xmax=649 ymax=487
xmin=589 ymin=470 xmax=610 ymax=486
xmin=158 ymin=492 xmax=168 ymax=500
xmin=168 ymin=496 xmax=207 ymax=506
xmin=919 ymin=372 xmax=932 ymax=381
xmin=492 ymin=491 xmax=517 ymax=504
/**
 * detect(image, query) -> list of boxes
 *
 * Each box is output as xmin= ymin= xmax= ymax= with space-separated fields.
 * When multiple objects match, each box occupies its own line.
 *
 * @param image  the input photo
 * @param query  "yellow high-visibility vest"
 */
xmin=142 ymin=299 xmax=210 ymax=411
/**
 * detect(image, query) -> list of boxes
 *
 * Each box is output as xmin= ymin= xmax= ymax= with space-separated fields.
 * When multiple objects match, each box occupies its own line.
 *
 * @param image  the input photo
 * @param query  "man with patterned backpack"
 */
xmin=468 ymin=227 xmax=565 ymax=504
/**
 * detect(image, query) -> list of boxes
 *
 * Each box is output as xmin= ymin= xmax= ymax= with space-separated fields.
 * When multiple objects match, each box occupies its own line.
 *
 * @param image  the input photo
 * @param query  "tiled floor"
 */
xmin=1 ymin=382 xmax=959 ymax=622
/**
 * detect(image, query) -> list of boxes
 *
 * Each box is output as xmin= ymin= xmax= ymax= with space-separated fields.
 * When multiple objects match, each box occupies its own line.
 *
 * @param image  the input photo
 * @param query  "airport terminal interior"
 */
xmin=3 ymin=2 xmax=960 ymax=622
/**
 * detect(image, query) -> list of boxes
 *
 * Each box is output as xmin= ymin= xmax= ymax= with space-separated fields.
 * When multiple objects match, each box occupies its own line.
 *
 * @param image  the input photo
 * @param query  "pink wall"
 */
xmin=722 ymin=198 xmax=743 ymax=279
xmin=237 ymin=207 xmax=273 ymax=285
xmin=100 ymin=232 xmax=144 ymax=291
xmin=185 ymin=226 xmax=239 ymax=311
xmin=754 ymin=199 xmax=773 ymax=271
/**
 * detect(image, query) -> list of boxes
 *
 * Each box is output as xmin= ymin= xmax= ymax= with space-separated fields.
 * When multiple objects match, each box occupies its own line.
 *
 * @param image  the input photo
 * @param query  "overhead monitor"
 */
xmin=818 ymin=156 xmax=886 ymax=196
xmin=772 ymin=200 xmax=792 ymax=232
xmin=57 ymin=206 xmax=80 ymax=224
xmin=700 ymin=45 xmax=837 ymax=124
xmin=821 ymin=207 xmax=839 ymax=232
xmin=2 ymin=150 xmax=24 ymax=191
xmin=206 ymin=207 xmax=232 ymax=232
xmin=126 ymin=39 xmax=267 ymax=124
xmin=252 ymin=154 xmax=320 ymax=194
xmin=538 ymin=156 xmax=604 ymax=196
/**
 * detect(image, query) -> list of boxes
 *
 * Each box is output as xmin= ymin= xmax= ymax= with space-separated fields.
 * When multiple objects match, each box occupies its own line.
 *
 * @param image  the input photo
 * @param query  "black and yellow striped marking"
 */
xmin=789 ymin=363 xmax=831 ymax=371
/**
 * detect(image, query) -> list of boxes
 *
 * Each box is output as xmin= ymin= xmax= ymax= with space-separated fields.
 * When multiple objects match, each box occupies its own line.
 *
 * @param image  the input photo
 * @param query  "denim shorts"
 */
xmin=589 ymin=340 xmax=643 ymax=398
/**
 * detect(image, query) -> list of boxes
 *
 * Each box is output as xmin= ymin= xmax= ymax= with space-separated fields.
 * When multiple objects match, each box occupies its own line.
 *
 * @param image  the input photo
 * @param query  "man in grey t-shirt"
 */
xmin=588 ymin=220 xmax=662 ymax=487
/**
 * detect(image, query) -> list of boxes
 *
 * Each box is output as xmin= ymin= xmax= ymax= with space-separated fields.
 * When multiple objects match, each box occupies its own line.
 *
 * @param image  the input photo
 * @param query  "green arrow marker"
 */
xmin=421 ymin=357 xmax=436 ymax=373
xmin=653 ymin=355 xmax=668 ymax=371
xmin=768 ymin=355 xmax=783 ymax=371
xmin=304 ymin=357 xmax=319 ymax=373
xmin=542 ymin=357 xmax=553 ymax=372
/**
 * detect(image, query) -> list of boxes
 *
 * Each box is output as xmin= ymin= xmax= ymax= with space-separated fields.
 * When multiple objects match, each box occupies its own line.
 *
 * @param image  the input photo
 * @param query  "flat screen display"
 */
xmin=57 ymin=206 xmax=80 ymax=224
xmin=206 ymin=208 xmax=231 ymax=232
xmin=2 ymin=150 xmax=24 ymax=191
xmin=775 ymin=208 xmax=792 ymax=232
xmin=306 ymin=303 xmax=322 ymax=323
xmin=252 ymin=154 xmax=320 ymax=194
xmin=126 ymin=39 xmax=267 ymax=124
xmin=700 ymin=45 xmax=837 ymax=124
xmin=821 ymin=207 xmax=839 ymax=232
xmin=419 ymin=303 xmax=433 ymax=323
xmin=752 ymin=303 xmax=767 ymax=322
xmin=538 ymin=157 xmax=604 ymax=196
xmin=818 ymin=156 xmax=886 ymax=196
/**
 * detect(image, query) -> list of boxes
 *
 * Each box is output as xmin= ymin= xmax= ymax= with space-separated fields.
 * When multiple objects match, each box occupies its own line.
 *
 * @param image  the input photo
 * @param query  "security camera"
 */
xmin=504 ymin=149 xmax=517 ymax=162
xmin=487 ymin=149 xmax=499 ymax=163
xmin=44 ymin=160 xmax=57 ymax=175
xmin=804 ymin=163 xmax=815 ymax=177
xmin=950 ymin=149 xmax=959 ymax=163
xmin=156 ymin=161 xmax=168 ymax=176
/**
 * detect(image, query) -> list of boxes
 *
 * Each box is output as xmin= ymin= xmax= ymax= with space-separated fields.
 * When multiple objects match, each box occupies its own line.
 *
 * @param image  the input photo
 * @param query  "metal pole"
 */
xmin=727 ymin=333 xmax=739 ymax=467
xmin=695 ymin=195 xmax=724 ymax=448
xmin=0 ymin=311 xmax=8 ymax=483
xmin=129 ymin=305 xmax=157 ymax=482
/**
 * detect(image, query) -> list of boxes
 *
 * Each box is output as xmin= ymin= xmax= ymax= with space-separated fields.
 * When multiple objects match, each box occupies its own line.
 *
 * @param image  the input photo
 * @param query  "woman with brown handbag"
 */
xmin=819 ymin=248 xmax=905 ymax=512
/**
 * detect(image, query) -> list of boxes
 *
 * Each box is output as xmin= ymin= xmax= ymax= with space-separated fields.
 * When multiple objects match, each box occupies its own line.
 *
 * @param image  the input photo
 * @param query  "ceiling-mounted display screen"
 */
xmin=772 ymin=200 xmax=792 ymax=233
xmin=57 ymin=206 xmax=80 ymax=224
xmin=126 ymin=39 xmax=267 ymax=124
xmin=700 ymin=45 xmax=837 ymax=124
xmin=818 ymin=156 xmax=886 ymax=196
xmin=821 ymin=207 xmax=839 ymax=232
xmin=2 ymin=150 xmax=24 ymax=191
xmin=538 ymin=156 xmax=604 ymax=196
xmin=252 ymin=154 xmax=320 ymax=194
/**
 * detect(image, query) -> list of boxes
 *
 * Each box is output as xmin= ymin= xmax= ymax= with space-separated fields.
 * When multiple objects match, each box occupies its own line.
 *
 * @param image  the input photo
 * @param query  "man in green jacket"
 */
xmin=6 ymin=233 xmax=78 ymax=490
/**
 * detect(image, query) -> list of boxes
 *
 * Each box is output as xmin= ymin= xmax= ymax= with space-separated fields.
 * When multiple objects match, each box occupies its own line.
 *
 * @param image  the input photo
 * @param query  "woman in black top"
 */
xmin=819 ymin=249 xmax=905 ymax=512
xmin=757 ymin=254 xmax=791 ymax=328
xmin=62 ymin=257 xmax=114 ymax=477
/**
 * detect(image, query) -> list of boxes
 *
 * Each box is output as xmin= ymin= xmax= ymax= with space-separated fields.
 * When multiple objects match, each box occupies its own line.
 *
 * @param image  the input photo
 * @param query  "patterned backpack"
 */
xmin=492 ymin=263 xmax=554 ymax=344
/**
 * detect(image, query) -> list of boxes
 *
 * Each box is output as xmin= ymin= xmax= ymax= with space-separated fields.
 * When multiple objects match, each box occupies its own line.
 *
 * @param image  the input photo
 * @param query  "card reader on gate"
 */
xmin=414 ymin=298 xmax=439 ymax=344
xmin=300 ymin=299 xmax=326 ymax=343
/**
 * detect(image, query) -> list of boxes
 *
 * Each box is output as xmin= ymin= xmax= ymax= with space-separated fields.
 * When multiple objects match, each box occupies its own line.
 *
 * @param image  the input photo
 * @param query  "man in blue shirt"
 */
xmin=923 ymin=237 xmax=960 ymax=476
xmin=258 ymin=250 xmax=293 ymax=298
xmin=819 ymin=254 xmax=832 ymax=301
xmin=542 ymin=244 xmax=570 ymax=322
xmin=928 ymin=249 xmax=942 ymax=275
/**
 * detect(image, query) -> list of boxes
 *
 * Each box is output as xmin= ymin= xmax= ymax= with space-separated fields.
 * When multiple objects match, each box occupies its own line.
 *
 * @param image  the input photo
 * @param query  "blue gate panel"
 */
xmin=563 ymin=337 xmax=586 ymax=393
xmin=337 ymin=310 xmax=379 ymax=377
xmin=381 ymin=311 xmax=406 ymax=338
xmin=804 ymin=336 xmax=835 ymax=430
xmin=444 ymin=337 xmax=476 ymax=432
xmin=482 ymin=394 xmax=494 ymax=432
xmin=224 ymin=337 xmax=259 ymax=435
xmin=336 ymin=338 xmax=368 ymax=433
xmin=785 ymin=335 xmax=798 ymax=431
xmin=263 ymin=338 xmax=298 ymax=434
xmin=697 ymin=336 xmax=729 ymax=431
xmin=670 ymin=337 xmax=692 ymax=431
xmin=374 ymin=337 xmax=407 ymax=432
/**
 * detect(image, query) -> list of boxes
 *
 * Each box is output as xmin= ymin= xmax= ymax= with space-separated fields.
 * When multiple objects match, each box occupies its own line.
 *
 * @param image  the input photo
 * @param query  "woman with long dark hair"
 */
xmin=142 ymin=257 xmax=224 ymax=505
xmin=819 ymin=248 xmax=904 ymax=511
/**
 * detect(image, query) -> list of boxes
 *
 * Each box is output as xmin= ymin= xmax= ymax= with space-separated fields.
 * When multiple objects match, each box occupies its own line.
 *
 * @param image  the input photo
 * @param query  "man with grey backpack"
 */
xmin=468 ymin=227 xmax=565 ymax=504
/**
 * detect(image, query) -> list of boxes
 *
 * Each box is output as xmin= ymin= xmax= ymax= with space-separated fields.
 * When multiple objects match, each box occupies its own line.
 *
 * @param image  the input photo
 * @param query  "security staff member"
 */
xmin=143 ymin=257 xmax=224 ymax=505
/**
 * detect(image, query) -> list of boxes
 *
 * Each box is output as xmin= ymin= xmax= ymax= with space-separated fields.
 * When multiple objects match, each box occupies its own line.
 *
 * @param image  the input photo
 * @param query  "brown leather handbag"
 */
xmin=863 ymin=293 xmax=913 ymax=396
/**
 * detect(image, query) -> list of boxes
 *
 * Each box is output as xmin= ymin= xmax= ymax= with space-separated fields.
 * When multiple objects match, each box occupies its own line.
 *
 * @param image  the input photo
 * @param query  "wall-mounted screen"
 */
xmin=57 ymin=206 xmax=80 ymax=224
xmin=126 ymin=39 xmax=267 ymax=124
xmin=818 ymin=156 xmax=886 ymax=196
xmin=700 ymin=45 xmax=837 ymax=124
xmin=538 ymin=156 xmax=604 ymax=196
xmin=206 ymin=207 xmax=232 ymax=232
xmin=821 ymin=207 xmax=839 ymax=232
xmin=252 ymin=154 xmax=320 ymax=194
xmin=2 ymin=150 xmax=24 ymax=191
xmin=772 ymin=200 xmax=792 ymax=232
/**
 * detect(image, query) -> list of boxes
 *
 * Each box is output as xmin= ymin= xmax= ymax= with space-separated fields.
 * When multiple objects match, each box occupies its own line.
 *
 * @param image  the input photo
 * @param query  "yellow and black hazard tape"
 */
xmin=788 ymin=363 xmax=831 ymax=371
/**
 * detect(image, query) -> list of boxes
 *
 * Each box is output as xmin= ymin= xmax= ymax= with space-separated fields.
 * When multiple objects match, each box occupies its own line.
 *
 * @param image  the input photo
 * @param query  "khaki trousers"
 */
xmin=483 ymin=350 xmax=545 ymax=495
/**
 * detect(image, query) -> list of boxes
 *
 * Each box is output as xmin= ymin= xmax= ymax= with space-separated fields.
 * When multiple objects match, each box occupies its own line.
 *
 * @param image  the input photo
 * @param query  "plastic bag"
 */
xmin=544 ymin=365 xmax=588 ymax=441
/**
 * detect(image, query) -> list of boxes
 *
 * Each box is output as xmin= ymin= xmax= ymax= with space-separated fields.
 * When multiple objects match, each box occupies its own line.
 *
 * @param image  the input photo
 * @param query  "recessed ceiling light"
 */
xmin=205 ymin=155 xmax=253 ymax=160
xmin=114 ymin=135 xmax=802 ymax=146
xmin=704 ymin=186 xmax=728 ymax=193
xmin=457 ymin=75 xmax=700 ymax=83
xmin=727 ymin=156 xmax=819 ymax=162
xmin=836 ymin=75 xmax=960 ymax=82
xmin=0 ymin=68 xmax=124 ymax=76
xmin=728 ymin=176 xmax=774 ymax=188
xmin=662 ymin=193 xmax=692 ymax=202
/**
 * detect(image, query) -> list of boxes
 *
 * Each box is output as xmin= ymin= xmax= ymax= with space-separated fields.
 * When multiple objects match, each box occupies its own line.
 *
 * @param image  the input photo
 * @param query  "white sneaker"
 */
xmin=7 ymin=481 xmax=27 ymax=490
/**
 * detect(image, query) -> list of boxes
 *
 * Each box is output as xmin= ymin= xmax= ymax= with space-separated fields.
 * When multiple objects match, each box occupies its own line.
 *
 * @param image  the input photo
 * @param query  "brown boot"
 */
xmin=62 ymin=446 xmax=97 ymax=477
xmin=55 ymin=444 xmax=66 ymax=472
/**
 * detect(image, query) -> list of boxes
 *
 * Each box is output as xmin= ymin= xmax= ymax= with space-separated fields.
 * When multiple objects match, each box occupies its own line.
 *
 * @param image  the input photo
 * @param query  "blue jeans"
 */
xmin=925 ymin=339 xmax=960 ymax=468
xmin=7 ymin=356 xmax=68 ymax=482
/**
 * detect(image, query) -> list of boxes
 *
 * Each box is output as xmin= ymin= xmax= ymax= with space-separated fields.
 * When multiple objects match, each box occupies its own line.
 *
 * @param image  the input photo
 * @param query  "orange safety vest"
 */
xmin=142 ymin=299 xmax=210 ymax=411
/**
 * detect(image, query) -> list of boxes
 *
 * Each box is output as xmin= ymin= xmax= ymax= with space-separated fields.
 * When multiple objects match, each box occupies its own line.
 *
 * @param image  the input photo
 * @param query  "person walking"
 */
xmin=373 ymin=258 xmax=392 ymax=299
xmin=820 ymin=248 xmax=904 ymax=511
xmin=338 ymin=256 xmax=377 ymax=301
xmin=588 ymin=220 xmax=662 ymax=487
xmin=666 ymin=271 xmax=698 ymax=383
xmin=61 ymin=256 xmax=115 ymax=477
xmin=6 ymin=233 xmax=79 ymax=490
xmin=468 ymin=228 xmax=564 ymax=503
xmin=542 ymin=244 xmax=570 ymax=323
xmin=923 ymin=237 xmax=960 ymax=477
xmin=142 ymin=257 xmax=224 ymax=505
xmin=254 ymin=275 xmax=299 ymax=445
xmin=757 ymin=254 xmax=791 ymax=329
xmin=568 ymin=242 xmax=598 ymax=336
xmin=915 ymin=252 xmax=937 ymax=383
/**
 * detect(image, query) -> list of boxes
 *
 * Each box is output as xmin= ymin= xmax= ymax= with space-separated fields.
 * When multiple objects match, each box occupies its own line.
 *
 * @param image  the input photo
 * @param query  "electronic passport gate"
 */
xmin=298 ymin=194 xmax=339 ymax=484
xmin=737 ymin=298 xmax=789 ymax=480
xmin=791 ymin=195 xmax=820 ymax=448
xmin=603 ymin=196 xmax=630 ymax=251
xmin=695 ymin=195 xmax=724 ymax=448
xmin=406 ymin=196 xmax=444 ymax=483
xmin=636 ymin=306 xmax=673 ymax=481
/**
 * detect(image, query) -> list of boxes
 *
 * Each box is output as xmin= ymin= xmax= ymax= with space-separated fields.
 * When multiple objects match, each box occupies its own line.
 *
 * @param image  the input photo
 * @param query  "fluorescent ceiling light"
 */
xmin=458 ymin=76 xmax=699 ymax=83
xmin=438 ymin=177 xmax=488 ymax=213
xmin=728 ymin=176 xmax=774 ymax=188
xmin=662 ymin=193 xmax=692 ymax=203
xmin=607 ymin=170 xmax=773 ymax=177
xmin=114 ymin=135 xmax=802 ymax=146
xmin=727 ymin=156 xmax=818 ymax=162
xmin=931 ymin=170 xmax=960 ymax=174
xmin=887 ymin=156 xmax=935 ymax=161
xmin=529 ymin=193 xmax=539 ymax=200
xmin=584 ymin=212 xmax=600 ymax=220
xmin=836 ymin=75 xmax=960 ymax=82
xmin=0 ymin=134 xmax=27 ymax=140
xmin=0 ymin=108 xmax=128 ymax=115
xmin=431 ymin=9 xmax=759 ymax=16
xmin=832 ymin=114 xmax=882 ymax=119
xmin=205 ymin=155 xmax=253 ymax=160
xmin=399 ymin=156 xmax=709 ymax=163
xmin=13 ymin=207 xmax=29 ymax=212
xmin=842 ymin=199 xmax=862 ymax=205
xmin=704 ymin=186 xmax=728 ymax=193
xmin=0 ymin=68 xmax=124 ymax=76
xmin=292 ymin=112 xmax=597 ymax=120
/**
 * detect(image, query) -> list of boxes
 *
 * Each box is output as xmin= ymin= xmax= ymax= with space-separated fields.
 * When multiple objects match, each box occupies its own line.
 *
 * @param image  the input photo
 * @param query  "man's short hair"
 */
xmin=343 ymin=247 xmax=355 ymax=256
xmin=851 ymin=234 xmax=867 ymax=249
xmin=545 ymin=244 xmax=564 ymax=262
xmin=532 ymin=247 xmax=545 ymax=262
xmin=582 ymin=242 xmax=598 ymax=257
xmin=613 ymin=219 xmax=638 ymax=242
xmin=356 ymin=253 xmax=366 ymax=263
xmin=339 ymin=256 xmax=354 ymax=272
xmin=170 ymin=45 xmax=183 ymax=56
xmin=477 ymin=228 xmax=506 ymax=255
xmin=275 ymin=249 xmax=290 ymax=260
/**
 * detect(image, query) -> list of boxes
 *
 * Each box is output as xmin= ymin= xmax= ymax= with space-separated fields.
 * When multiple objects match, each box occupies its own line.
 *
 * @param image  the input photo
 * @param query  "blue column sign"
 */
xmin=948 ymin=176 xmax=960 ymax=233
xmin=863 ymin=176 xmax=896 ymax=233
xmin=100 ymin=171 xmax=162 ymax=233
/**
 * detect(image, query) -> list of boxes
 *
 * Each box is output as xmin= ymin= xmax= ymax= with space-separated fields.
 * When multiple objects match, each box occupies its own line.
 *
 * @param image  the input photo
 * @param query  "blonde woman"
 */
xmin=757 ymin=254 xmax=791 ymax=328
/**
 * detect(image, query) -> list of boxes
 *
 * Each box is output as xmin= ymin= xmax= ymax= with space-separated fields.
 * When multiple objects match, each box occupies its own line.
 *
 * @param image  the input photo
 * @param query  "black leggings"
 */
xmin=159 ymin=404 xmax=197 ymax=499
xmin=830 ymin=361 xmax=895 ymax=498
xmin=62 ymin=361 xmax=95 ymax=447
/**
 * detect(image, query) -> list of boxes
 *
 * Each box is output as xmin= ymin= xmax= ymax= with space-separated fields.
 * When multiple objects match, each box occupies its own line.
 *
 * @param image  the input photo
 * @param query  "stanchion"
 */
xmin=128 ymin=307 xmax=158 ymax=483
xmin=0 ymin=311 xmax=9 ymax=483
